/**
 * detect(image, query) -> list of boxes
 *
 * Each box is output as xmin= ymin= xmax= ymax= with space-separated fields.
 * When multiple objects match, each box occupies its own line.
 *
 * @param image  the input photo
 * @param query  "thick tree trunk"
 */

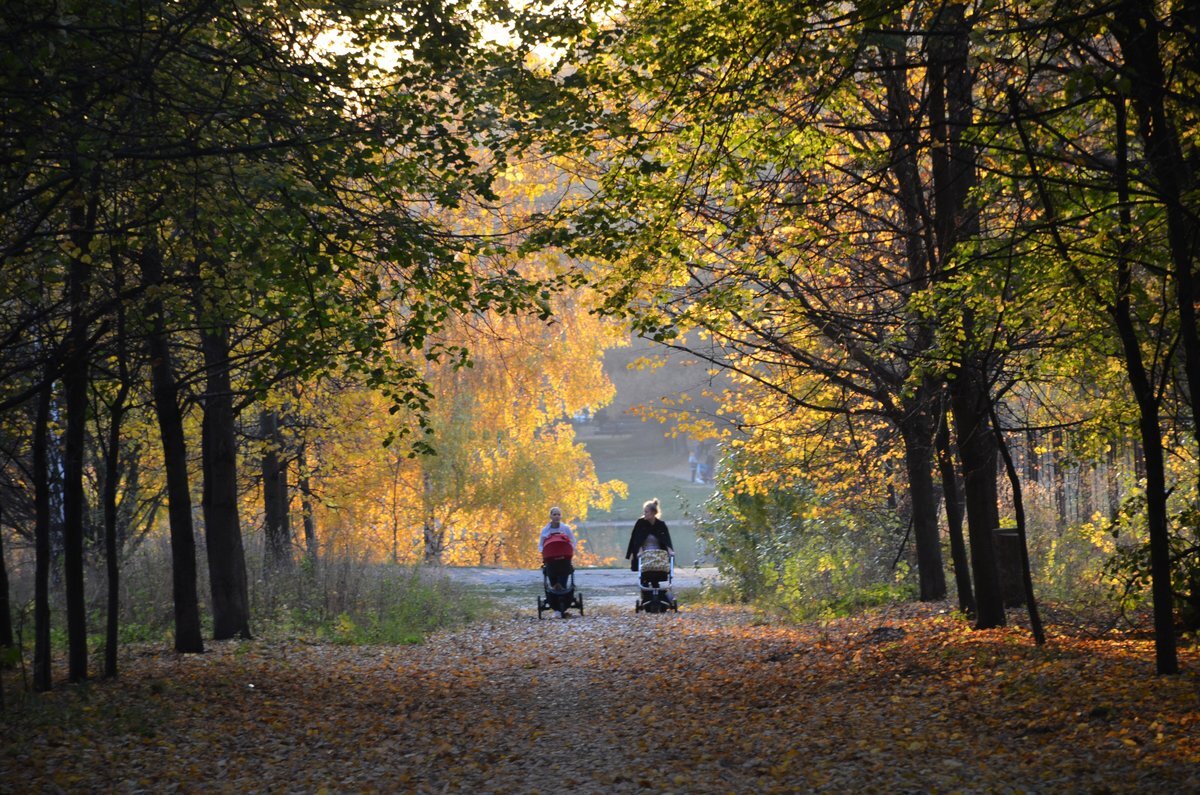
xmin=929 ymin=5 xmax=1005 ymax=629
xmin=949 ymin=371 xmax=1007 ymax=628
xmin=1113 ymin=0 xmax=1200 ymax=642
xmin=33 ymin=381 xmax=53 ymax=691
xmin=261 ymin=409 xmax=292 ymax=572
xmin=191 ymin=252 xmax=251 ymax=639
xmin=937 ymin=404 xmax=975 ymax=615
xmin=141 ymin=244 xmax=204 ymax=654
xmin=199 ymin=323 xmax=252 ymax=640
xmin=1113 ymin=0 xmax=1200 ymax=482
xmin=878 ymin=45 xmax=945 ymax=601
xmin=899 ymin=408 xmax=946 ymax=600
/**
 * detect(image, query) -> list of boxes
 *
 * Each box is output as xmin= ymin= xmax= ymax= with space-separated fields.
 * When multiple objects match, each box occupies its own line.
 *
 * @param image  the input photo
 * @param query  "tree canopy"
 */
xmin=2 ymin=0 xmax=1199 ymax=685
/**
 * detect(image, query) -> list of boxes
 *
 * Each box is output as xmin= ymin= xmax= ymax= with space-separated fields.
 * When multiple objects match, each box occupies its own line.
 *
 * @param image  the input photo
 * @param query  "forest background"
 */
xmin=1 ymin=0 xmax=1199 ymax=698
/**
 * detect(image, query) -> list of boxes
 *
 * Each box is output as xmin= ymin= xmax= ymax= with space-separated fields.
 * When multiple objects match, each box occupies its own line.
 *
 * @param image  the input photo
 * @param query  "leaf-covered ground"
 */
xmin=3 ymin=603 xmax=1199 ymax=793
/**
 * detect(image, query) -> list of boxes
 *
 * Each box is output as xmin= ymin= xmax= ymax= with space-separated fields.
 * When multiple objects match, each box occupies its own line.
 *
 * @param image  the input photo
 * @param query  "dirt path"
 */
xmin=7 ymin=602 xmax=1198 ymax=793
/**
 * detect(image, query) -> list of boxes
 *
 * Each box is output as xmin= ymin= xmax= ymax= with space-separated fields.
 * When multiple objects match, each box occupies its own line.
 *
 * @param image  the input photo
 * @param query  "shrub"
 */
xmin=695 ymin=451 xmax=914 ymax=619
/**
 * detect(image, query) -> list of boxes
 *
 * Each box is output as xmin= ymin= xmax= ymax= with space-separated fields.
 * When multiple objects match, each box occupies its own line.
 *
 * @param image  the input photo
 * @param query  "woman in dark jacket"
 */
xmin=625 ymin=498 xmax=674 ymax=571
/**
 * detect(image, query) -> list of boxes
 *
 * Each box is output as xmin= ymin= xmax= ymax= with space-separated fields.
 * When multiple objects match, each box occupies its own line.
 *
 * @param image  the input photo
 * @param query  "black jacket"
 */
xmin=625 ymin=518 xmax=673 ymax=570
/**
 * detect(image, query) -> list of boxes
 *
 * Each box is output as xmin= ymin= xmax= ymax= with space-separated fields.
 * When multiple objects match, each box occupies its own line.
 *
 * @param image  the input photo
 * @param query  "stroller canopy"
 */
xmin=541 ymin=532 xmax=575 ymax=562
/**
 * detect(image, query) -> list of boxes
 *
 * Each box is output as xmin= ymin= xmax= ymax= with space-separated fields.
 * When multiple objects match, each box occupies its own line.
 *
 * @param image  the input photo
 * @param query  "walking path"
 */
xmin=450 ymin=564 xmax=722 ymax=610
xmin=5 ymin=601 xmax=1198 ymax=792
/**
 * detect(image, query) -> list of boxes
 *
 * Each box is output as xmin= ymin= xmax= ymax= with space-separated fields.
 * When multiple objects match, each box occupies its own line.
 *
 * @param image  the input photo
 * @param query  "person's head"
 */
xmin=642 ymin=499 xmax=660 ymax=521
xmin=549 ymin=506 xmax=563 ymax=525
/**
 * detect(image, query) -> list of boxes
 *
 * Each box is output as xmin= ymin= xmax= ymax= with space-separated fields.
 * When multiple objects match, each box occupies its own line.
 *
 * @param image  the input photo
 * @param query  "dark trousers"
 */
xmin=544 ymin=559 xmax=573 ymax=591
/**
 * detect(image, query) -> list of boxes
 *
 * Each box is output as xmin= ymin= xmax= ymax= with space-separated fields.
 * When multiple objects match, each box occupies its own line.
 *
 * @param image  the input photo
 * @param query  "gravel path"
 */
xmin=448 ymin=565 xmax=723 ymax=611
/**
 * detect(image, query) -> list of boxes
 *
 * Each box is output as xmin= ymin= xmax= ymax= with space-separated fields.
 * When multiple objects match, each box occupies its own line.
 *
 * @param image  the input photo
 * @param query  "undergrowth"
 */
xmin=1 ymin=543 xmax=491 ymax=687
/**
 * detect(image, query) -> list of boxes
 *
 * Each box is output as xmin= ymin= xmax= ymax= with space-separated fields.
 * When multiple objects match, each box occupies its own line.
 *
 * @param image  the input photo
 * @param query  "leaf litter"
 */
xmin=3 ymin=602 xmax=1198 ymax=793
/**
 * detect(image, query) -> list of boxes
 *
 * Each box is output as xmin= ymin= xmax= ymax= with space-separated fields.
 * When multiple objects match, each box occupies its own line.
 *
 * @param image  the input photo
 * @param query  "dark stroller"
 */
xmin=634 ymin=549 xmax=678 ymax=613
xmin=537 ymin=532 xmax=584 ymax=618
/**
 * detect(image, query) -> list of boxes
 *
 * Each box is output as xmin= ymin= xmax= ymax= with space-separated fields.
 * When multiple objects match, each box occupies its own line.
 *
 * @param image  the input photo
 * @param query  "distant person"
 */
xmin=688 ymin=451 xmax=699 ymax=483
xmin=538 ymin=507 xmax=576 ymax=590
xmin=625 ymin=498 xmax=674 ymax=571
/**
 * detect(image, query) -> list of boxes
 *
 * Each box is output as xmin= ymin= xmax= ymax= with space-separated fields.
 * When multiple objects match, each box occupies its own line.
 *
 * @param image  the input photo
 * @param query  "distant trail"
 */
xmin=450 ymin=564 xmax=721 ymax=610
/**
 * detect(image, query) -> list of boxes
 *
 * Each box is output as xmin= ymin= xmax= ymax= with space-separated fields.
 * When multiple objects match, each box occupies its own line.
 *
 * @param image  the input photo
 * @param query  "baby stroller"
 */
xmin=634 ymin=548 xmax=678 ymax=613
xmin=537 ymin=532 xmax=584 ymax=618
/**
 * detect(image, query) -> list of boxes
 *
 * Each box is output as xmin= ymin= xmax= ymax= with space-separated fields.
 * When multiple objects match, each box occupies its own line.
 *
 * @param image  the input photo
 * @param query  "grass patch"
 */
xmin=580 ymin=433 xmax=714 ymax=522
xmin=259 ymin=562 xmax=489 ymax=645
xmin=4 ymin=554 xmax=491 ymax=680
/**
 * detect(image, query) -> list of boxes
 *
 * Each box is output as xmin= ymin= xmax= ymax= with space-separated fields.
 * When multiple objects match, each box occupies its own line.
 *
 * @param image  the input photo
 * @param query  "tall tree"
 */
xmin=139 ymin=241 xmax=204 ymax=654
xmin=927 ymin=3 xmax=1006 ymax=628
xmin=261 ymin=408 xmax=293 ymax=572
xmin=548 ymin=0 xmax=963 ymax=598
xmin=996 ymin=0 xmax=1189 ymax=672
xmin=193 ymin=271 xmax=252 ymax=639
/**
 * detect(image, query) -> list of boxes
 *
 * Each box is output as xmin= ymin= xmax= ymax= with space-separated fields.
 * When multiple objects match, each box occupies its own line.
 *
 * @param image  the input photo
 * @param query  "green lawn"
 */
xmin=578 ymin=429 xmax=715 ymax=523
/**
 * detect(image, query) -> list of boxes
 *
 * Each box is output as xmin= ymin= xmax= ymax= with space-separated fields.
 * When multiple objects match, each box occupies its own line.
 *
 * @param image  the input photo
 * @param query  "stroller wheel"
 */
xmin=577 ymin=594 xmax=584 ymax=616
xmin=635 ymin=600 xmax=642 ymax=612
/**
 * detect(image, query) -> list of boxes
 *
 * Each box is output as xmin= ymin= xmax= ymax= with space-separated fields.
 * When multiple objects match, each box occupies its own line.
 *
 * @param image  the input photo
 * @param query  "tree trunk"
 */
xmin=198 ymin=322 xmax=252 ymax=640
xmin=1107 ymin=445 xmax=1121 ymax=522
xmin=1110 ymin=95 xmax=1178 ymax=674
xmin=140 ymin=244 xmax=204 ymax=654
xmin=1114 ymin=309 xmax=1177 ymax=672
xmin=1024 ymin=430 xmax=1039 ymax=484
xmin=1051 ymin=430 xmax=1067 ymax=533
xmin=423 ymin=518 xmax=444 ymax=564
xmin=101 ymin=379 xmax=129 ymax=678
xmin=102 ymin=263 xmax=133 ymax=678
xmin=297 ymin=441 xmax=318 ymax=565
xmin=1112 ymin=0 xmax=1200 ymax=643
xmin=949 ymin=371 xmax=1007 ymax=629
xmin=937 ymin=403 xmax=975 ymax=615
xmin=63 ymin=242 xmax=91 ymax=682
xmin=33 ymin=380 xmax=53 ymax=691
xmin=878 ymin=44 xmax=945 ymax=601
xmin=899 ymin=407 xmax=946 ymax=600
xmin=261 ymin=409 xmax=292 ymax=572
xmin=992 ymin=408 xmax=1045 ymax=645
xmin=1112 ymin=0 xmax=1200 ymax=488
xmin=0 ymin=505 xmax=11 ymax=650
xmin=422 ymin=472 xmax=442 ymax=563
xmin=929 ymin=4 xmax=1005 ymax=628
